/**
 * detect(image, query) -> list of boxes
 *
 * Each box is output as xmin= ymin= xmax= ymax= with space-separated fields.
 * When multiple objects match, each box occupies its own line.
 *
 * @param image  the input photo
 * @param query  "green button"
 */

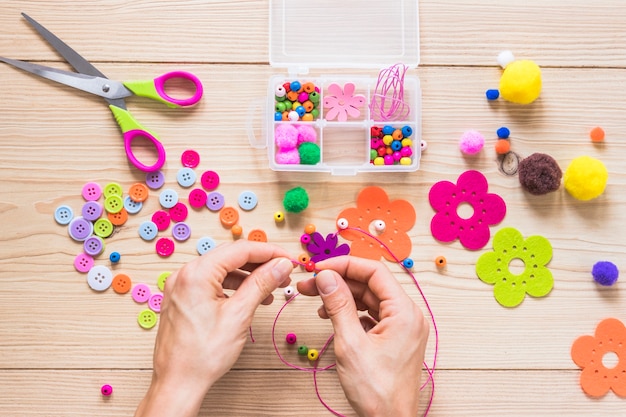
xmin=157 ymin=271 xmax=171 ymax=292
xmin=104 ymin=195 xmax=123 ymax=214
xmin=103 ymin=182 xmax=123 ymax=198
xmin=137 ymin=309 xmax=157 ymax=329
xmin=93 ymin=218 xmax=114 ymax=238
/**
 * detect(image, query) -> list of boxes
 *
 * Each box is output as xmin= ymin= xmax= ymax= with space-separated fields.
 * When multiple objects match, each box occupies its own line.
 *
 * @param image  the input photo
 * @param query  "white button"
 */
xmin=87 ymin=265 xmax=113 ymax=291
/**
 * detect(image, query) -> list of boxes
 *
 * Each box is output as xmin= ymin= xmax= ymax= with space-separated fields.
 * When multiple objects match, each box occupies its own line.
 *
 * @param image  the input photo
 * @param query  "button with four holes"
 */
xmin=148 ymin=293 xmax=163 ymax=313
xmin=74 ymin=253 xmax=95 ymax=273
xmin=123 ymin=196 xmax=143 ymax=214
xmin=159 ymin=189 xmax=179 ymax=209
xmin=82 ymin=201 xmax=103 ymax=222
xmin=248 ymin=229 xmax=268 ymax=242
xmin=94 ymin=218 xmax=114 ymax=238
xmin=188 ymin=188 xmax=207 ymax=208
xmin=155 ymin=237 xmax=175 ymax=257
xmin=112 ymin=273 xmax=132 ymax=294
xmin=87 ymin=265 xmax=113 ymax=291
xmin=169 ymin=202 xmax=188 ymax=223
xmin=151 ymin=210 xmax=171 ymax=231
xmin=68 ymin=217 xmax=93 ymax=241
xmin=200 ymin=170 xmax=220 ymax=191
xmin=176 ymin=167 xmax=197 ymax=188
xmin=219 ymin=207 xmax=239 ymax=228
xmin=82 ymin=182 xmax=102 ymax=201
xmin=108 ymin=208 xmax=129 ymax=226
xmin=128 ymin=182 xmax=149 ymax=202
xmin=206 ymin=192 xmax=225 ymax=211
xmin=137 ymin=309 xmax=157 ymax=329
xmin=157 ymin=271 xmax=171 ymax=292
xmin=181 ymin=150 xmax=200 ymax=168
xmin=132 ymin=283 xmax=151 ymax=303
xmin=196 ymin=237 xmax=217 ymax=255
xmin=83 ymin=236 xmax=104 ymax=256
xmin=104 ymin=195 xmax=124 ymax=214
xmin=238 ymin=191 xmax=258 ymax=211
xmin=145 ymin=170 xmax=165 ymax=190
xmin=172 ymin=222 xmax=191 ymax=241
xmin=103 ymin=182 xmax=123 ymax=198
xmin=138 ymin=221 xmax=158 ymax=241
xmin=54 ymin=205 xmax=74 ymax=225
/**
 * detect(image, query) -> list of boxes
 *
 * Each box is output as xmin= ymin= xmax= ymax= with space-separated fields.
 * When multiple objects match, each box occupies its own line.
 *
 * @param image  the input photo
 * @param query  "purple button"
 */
xmin=145 ymin=170 xmax=165 ymax=190
xmin=68 ymin=217 xmax=93 ymax=241
xmin=181 ymin=150 xmax=200 ymax=168
xmin=152 ymin=210 xmax=171 ymax=231
xmin=206 ymin=191 xmax=225 ymax=211
xmin=132 ymin=283 xmax=151 ymax=303
xmin=74 ymin=253 xmax=94 ymax=273
xmin=200 ymin=170 xmax=220 ymax=191
xmin=82 ymin=182 xmax=102 ymax=201
xmin=188 ymin=188 xmax=207 ymax=208
xmin=82 ymin=201 xmax=103 ymax=221
xmin=172 ymin=222 xmax=191 ymax=241
xmin=169 ymin=202 xmax=188 ymax=223
xmin=83 ymin=236 xmax=104 ymax=256
xmin=148 ymin=293 xmax=164 ymax=312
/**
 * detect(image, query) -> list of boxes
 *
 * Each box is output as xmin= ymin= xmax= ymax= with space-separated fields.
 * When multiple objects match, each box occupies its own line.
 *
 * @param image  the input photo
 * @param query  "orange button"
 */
xmin=248 ymin=229 xmax=268 ymax=242
xmin=129 ymin=182 xmax=149 ymax=202
xmin=219 ymin=206 xmax=239 ymax=228
xmin=112 ymin=273 xmax=132 ymax=294
xmin=108 ymin=208 xmax=129 ymax=226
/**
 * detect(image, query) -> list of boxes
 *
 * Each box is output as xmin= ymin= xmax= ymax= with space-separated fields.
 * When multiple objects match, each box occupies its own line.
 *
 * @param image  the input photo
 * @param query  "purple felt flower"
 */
xmin=307 ymin=232 xmax=350 ymax=262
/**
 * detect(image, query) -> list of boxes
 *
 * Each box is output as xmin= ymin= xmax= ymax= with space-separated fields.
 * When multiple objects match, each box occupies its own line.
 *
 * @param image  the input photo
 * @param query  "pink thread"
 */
xmin=272 ymin=228 xmax=438 ymax=416
xmin=369 ymin=63 xmax=411 ymax=122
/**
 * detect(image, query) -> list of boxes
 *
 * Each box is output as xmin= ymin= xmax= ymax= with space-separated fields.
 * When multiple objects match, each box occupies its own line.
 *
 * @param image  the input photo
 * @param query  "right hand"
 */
xmin=297 ymin=256 xmax=429 ymax=417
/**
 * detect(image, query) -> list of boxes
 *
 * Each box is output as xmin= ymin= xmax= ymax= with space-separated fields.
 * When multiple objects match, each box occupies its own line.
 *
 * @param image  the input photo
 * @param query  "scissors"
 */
xmin=0 ymin=13 xmax=203 ymax=172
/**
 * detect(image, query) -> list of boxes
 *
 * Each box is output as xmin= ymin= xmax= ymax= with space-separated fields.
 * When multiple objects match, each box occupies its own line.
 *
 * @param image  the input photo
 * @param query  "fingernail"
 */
xmin=272 ymin=258 xmax=293 ymax=282
xmin=316 ymin=270 xmax=338 ymax=295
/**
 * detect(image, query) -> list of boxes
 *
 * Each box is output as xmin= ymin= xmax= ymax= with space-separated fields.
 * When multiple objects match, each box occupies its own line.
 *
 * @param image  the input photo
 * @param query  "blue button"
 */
xmin=145 ymin=170 xmax=165 ymax=190
xmin=176 ymin=167 xmax=197 ymax=188
xmin=196 ymin=237 xmax=217 ymax=255
xmin=138 ymin=220 xmax=158 ymax=241
xmin=238 ymin=191 xmax=258 ymax=211
xmin=54 ymin=205 xmax=74 ymax=225
xmin=172 ymin=222 xmax=191 ymax=241
xmin=83 ymin=236 xmax=104 ymax=256
xmin=159 ymin=189 xmax=179 ymax=209
xmin=206 ymin=192 xmax=225 ymax=211
xmin=124 ymin=196 xmax=143 ymax=214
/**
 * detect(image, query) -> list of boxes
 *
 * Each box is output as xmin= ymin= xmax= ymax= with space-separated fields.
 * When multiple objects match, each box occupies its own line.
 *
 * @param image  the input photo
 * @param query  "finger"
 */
xmin=359 ymin=315 xmax=378 ymax=332
xmin=314 ymin=269 xmax=365 ymax=344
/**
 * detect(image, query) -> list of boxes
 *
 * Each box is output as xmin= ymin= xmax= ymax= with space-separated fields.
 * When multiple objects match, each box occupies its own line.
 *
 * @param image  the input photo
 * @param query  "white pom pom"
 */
xmin=497 ymin=51 xmax=515 ymax=69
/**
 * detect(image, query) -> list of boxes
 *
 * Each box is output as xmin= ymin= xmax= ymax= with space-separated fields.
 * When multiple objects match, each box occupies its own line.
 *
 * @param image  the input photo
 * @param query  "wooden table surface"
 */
xmin=1 ymin=1 xmax=625 ymax=416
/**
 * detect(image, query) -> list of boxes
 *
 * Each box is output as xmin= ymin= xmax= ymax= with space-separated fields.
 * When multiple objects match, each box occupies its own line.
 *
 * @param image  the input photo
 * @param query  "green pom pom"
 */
xmin=298 ymin=142 xmax=320 ymax=165
xmin=283 ymin=187 xmax=309 ymax=213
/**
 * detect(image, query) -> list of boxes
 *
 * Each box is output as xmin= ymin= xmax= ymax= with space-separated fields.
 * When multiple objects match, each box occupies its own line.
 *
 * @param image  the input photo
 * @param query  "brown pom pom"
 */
xmin=518 ymin=153 xmax=562 ymax=195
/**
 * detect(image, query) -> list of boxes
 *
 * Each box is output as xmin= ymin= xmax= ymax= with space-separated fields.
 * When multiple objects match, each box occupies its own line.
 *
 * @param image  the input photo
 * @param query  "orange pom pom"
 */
xmin=495 ymin=139 xmax=511 ymax=155
xmin=590 ymin=126 xmax=605 ymax=143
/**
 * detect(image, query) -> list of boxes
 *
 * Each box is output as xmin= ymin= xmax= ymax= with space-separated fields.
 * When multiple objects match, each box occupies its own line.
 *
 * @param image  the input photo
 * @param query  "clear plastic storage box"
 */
xmin=252 ymin=0 xmax=421 ymax=176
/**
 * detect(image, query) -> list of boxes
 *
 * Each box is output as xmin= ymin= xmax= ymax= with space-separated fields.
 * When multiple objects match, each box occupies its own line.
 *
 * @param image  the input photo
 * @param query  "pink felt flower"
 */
xmin=323 ymin=82 xmax=366 ymax=122
xmin=429 ymin=170 xmax=506 ymax=250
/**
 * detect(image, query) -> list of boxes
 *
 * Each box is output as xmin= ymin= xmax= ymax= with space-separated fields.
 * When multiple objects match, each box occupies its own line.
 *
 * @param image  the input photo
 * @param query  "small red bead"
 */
xmin=371 ymin=126 xmax=383 ymax=138
xmin=305 ymin=260 xmax=316 ymax=272
xmin=283 ymin=82 xmax=291 ymax=93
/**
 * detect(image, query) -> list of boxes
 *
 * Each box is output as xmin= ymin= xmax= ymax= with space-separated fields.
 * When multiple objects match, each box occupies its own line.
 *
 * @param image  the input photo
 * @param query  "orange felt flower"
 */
xmin=337 ymin=187 xmax=415 ymax=261
xmin=571 ymin=318 xmax=626 ymax=398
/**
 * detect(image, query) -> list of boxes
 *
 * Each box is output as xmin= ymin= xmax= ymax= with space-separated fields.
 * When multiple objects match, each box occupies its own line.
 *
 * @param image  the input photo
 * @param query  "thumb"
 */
xmin=315 ymin=270 xmax=363 ymax=341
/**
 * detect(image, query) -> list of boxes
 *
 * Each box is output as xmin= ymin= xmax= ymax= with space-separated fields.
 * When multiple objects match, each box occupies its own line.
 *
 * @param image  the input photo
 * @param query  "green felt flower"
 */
xmin=476 ymin=227 xmax=553 ymax=307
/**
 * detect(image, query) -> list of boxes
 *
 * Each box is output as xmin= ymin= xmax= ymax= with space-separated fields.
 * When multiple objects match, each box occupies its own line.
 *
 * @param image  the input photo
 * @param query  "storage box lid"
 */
xmin=269 ymin=0 xmax=420 ymax=72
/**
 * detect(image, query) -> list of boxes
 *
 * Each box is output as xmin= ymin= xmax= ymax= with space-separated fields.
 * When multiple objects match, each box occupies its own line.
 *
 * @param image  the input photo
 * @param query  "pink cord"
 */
xmin=272 ymin=227 xmax=439 ymax=416
xmin=369 ymin=63 xmax=411 ymax=122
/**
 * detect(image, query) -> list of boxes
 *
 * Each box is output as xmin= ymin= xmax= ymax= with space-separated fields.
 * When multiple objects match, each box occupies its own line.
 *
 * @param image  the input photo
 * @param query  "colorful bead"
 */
xmin=290 ymin=81 xmax=302 ymax=92
xmin=298 ymin=253 xmax=310 ymax=264
xmin=370 ymin=126 xmax=383 ymax=138
xmin=382 ymin=125 xmax=394 ymax=135
xmin=298 ymin=345 xmax=308 ymax=355
xmin=109 ymin=251 xmax=121 ymax=263
xmin=288 ymin=110 xmax=300 ymax=121
xmin=298 ymin=92 xmax=309 ymax=103
xmin=392 ymin=129 xmax=403 ymax=140
xmin=402 ymin=125 xmax=413 ymax=137
xmin=307 ymin=348 xmax=319 ymax=361
xmin=295 ymin=106 xmax=306 ymax=117
xmin=282 ymin=82 xmax=291 ymax=92
xmin=303 ymin=82 xmax=315 ymax=93
xmin=101 ymin=384 xmax=113 ymax=396
xmin=390 ymin=140 xmax=402 ymax=151
xmin=284 ymin=286 xmax=295 ymax=299
xmin=402 ymin=258 xmax=414 ymax=269
xmin=373 ymin=220 xmax=386 ymax=232
xmin=286 ymin=333 xmax=297 ymax=344
xmin=384 ymin=155 xmax=394 ymax=165
xmin=231 ymin=224 xmax=243 ymax=237
xmin=337 ymin=218 xmax=349 ymax=230
xmin=373 ymin=157 xmax=384 ymax=165
xmin=286 ymin=90 xmax=298 ymax=102
xmin=274 ymin=211 xmax=285 ymax=222
xmin=300 ymin=233 xmax=312 ymax=244
xmin=275 ymin=85 xmax=286 ymax=97
xmin=304 ymin=223 xmax=316 ymax=235
xmin=382 ymin=135 xmax=393 ymax=146
xmin=305 ymin=260 xmax=316 ymax=272
xmin=400 ymin=157 xmax=412 ymax=165
xmin=308 ymin=91 xmax=320 ymax=103
xmin=420 ymin=140 xmax=428 ymax=151
xmin=486 ymin=89 xmax=500 ymax=100
xmin=435 ymin=256 xmax=447 ymax=268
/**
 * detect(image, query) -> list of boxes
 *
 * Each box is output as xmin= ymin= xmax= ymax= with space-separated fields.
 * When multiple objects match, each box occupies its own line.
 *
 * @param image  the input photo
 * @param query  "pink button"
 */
xmin=151 ymin=210 xmax=171 ymax=231
xmin=148 ymin=293 xmax=163 ymax=312
xmin=188 ymin=188 xmax=207 ymax=208
xmin=156 ymin=237 xmax=175 ymax=257
xmin=131 ymin=283 xmax=151 ymax=303
xmin=181 ymin=150 xmax=200 ymax=168
xmin=200 ymin=170 xmax=220 ymax=191
xmin=74 ymin=253 xmax=94 ymax=273
xmin=169 ymin=202 xmax=188 ymax=222
xmin=82 ymin=182 xmax=102 ymax=201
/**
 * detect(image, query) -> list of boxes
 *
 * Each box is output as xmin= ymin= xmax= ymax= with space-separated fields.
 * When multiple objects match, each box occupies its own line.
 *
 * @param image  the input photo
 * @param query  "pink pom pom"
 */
xmin=459 ymin=130 xmax=485 ymax=155
xmin=275 ymin=124 xmax=298 ymax=150
xmin=296 ymin=124 xmax=317 ymax=145
xmin=275 ymin=148 xmax=300 ymax=164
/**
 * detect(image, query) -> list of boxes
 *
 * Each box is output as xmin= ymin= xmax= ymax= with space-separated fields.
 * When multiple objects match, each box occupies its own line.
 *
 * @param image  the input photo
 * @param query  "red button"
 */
xmin=155 ymin=237 xmax=175 ymax=257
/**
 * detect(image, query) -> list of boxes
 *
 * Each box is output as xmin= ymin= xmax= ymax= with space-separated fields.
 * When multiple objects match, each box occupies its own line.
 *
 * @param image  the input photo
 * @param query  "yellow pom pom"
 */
xmin=563 ymin=156 xmax=608 ymax=201
xmin=499 ymin=60 xmax=542 ymax=104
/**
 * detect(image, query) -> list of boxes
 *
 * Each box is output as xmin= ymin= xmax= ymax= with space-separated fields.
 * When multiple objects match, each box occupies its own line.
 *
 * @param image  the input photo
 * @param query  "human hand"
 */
xmin=135 ymin=240 xmax=294 ymax=417
xmin=297 ymin=256 xmax=429 ymax=417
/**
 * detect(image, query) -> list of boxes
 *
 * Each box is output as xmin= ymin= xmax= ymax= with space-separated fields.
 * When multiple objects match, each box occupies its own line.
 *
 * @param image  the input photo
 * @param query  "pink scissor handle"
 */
xmin=123 ymin=129 xmax=166 ymax=172
xmin=153 ymin=71 xmax=203 ymax=107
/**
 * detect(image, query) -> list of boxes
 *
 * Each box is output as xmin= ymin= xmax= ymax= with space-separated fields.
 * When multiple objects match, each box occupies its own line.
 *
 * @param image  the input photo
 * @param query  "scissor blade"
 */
xmin=0 ymin=57 xmax=132 ymax=100
xmin=21 ymin=12 xmax=107 ymax=79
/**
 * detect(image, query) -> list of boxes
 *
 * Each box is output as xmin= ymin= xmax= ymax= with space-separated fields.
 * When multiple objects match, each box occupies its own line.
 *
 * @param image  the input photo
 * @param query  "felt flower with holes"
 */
xmin=476 ymin=227 xmax=553 ymax=307
xmin=571 ymin=318 xmax=626 ymax=398
xmin=307 ymin=232 xmax=350 ymax=262
xmin=429 ymin=170 xmax=506 ymax=250
xmin=323 ymin=82 xmax=366 ymax=122
xmin=337 ymin=186 xmax=415 ymax=261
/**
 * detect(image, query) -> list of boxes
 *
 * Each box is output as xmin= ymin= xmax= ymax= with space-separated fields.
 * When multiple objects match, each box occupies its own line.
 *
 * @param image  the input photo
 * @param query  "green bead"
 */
xmin=275 ymin=101 xmax=287 ymax=112
xmin=283 ymin=99 xmax=292 ymax=108
xmin=310 ymin=108 xmax=320 ymax=118
xmin=275 ymin=95 xmax=285 ymax=102
xmin=370 ymin=149 xmax=377 ymax=160
xmin=298 ymin=345 xmax=308 ymax=355
xmin=308 ymin=91 xmax=320 ymax=103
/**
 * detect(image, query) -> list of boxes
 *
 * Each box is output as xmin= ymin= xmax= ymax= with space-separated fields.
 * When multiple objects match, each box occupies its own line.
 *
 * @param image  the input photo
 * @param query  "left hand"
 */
xmin=134 ymin=240 xmax=294 ymax=417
